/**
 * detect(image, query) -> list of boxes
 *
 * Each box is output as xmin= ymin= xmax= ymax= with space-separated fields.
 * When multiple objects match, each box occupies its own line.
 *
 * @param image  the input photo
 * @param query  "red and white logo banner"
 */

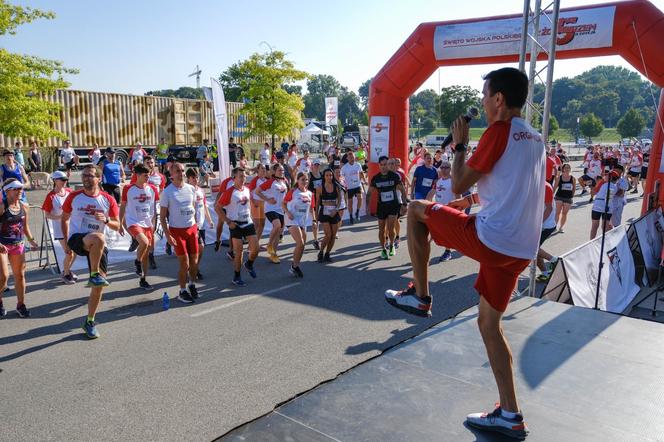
xmin=434 ymin=5 xmax=615 ymax=60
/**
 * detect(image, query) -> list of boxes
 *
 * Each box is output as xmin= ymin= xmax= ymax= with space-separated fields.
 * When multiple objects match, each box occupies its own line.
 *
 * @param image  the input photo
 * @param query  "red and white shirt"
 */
xmin=587 ymin=159 xmax=603 ymax=179
xmin=466 ymin=117 xmax=545 ymax=259
xmin=543 ymin=182 xmax=556 ymax=229
xmin=284 ymin=188 xmax=315 ymax=227
xmin=434 ymin=177 xmax=454 ymax=205
xmin=259 ymin=177 xmax=289 ymax=214
xmin=42 ymin=188 xmax=73 ymax=238
xmin=295 ymin=157 xmax=312 ymax=175
xmin=62 ymin=190 xmax=119 ymax=238
xmin=218 ymin=186 xmax=252 ymax=225
xmin=288 ymin=153 xmax=298 ymax=169
xmin=122 ymin=183 xmax=159 ymax=228
xmin=130 ymin=148 xmax=148 ymax=164
xmin=193 ymin=186 xmax=207 ymax=228
xmin=247 ymin=176 xmax=267 ymax=202
xmin=160 ymin=183 xmax=197 ymax=228
xmin=130 ymin=171 xmax=166 ymax=191
xmin=629 ymin=153 xmax=643 ymax=172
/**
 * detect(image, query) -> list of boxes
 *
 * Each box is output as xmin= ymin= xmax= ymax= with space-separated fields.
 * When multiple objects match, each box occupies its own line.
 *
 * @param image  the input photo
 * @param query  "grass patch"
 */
xmin=410 ymin=127 xmax=623 ymax=143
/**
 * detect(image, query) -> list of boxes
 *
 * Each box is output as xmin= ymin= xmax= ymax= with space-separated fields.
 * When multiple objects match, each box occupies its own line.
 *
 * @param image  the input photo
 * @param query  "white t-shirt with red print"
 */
xmin=42 ymin=188 xmax=73 ymax=239
xmin=122 ymin=183 xmax=159 ymax=228
xmin=284 ymin=188 xmax=315 ymax=227
xmin=193 ymin=186 xmax=208 ymax=228
xmin=218 ymin=186 xmax=252 ymax=226
xmin=259 ymin=177 xmax=289 ymax=214
xmin=62 ymin=190 xmax=119 ymax=238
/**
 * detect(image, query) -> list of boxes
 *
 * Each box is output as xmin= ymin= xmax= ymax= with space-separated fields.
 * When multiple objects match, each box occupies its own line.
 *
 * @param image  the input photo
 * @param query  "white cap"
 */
xmin=51 ymin=170 xmax=68 ymax=180
xmin=2 ymin=180 xmax=24 ymax=191
xmin=313 ymin=159 xmax=321 ymax=165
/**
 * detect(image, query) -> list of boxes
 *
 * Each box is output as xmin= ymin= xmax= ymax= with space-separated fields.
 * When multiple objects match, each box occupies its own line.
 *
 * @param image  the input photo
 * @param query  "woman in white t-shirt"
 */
xmin=248 ymin=164 xmax=268 ymax=247
xmin=41 ymin=171 xmax=77 ymax=283
xmin=282 ymin=172 xmax=316 ymax=278
xmin=426 ymin=162 xmax=459 ymax=262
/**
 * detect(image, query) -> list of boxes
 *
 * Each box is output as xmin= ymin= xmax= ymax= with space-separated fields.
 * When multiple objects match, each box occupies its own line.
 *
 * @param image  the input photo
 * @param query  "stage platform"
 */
xmin=221 ymin=296 xmax=664 ymax=441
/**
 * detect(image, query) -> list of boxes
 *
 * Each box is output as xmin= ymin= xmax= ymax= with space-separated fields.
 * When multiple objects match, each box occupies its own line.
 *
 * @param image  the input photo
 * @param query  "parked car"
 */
xmin=425 ymin=134 xmax=449 ymax=147
xmin=641 ymin=138 xmax=652 ymax=145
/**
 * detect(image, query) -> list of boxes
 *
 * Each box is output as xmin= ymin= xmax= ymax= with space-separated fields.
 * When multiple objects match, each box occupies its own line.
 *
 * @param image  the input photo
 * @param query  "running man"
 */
xmin=256 ymin=163 xmax=289 ymax=264
xmin=155 ymin=137 xmax=170 ymax=173
xmin=119 ymin=164 xmax=159 ymax=290
xmin=216 ymin=167 xmax=258 ymax=286
xmin=367 ymin=156 xmax=408 ymax=260
xmin=61 ymin=165 xmax=121 ymax=339
xmin=411 ymin=152 xmax=437 ymax=200
xmin=385 ymin=68 xmax=542 ymax=439
xmin=283 ymin=172 xmax=316 ymax=277
xmin=340 ymin=152 xmax=366 ymax=224
xmin=186 ymin=168 xmax=214 ymax=280
xmin=159 ymin=162 xmax=200 ymax=303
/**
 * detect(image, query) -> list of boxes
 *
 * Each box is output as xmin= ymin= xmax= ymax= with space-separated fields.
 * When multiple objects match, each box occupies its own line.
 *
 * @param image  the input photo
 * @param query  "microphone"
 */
xmin=440 ymin=107 xmax=479 ymax=149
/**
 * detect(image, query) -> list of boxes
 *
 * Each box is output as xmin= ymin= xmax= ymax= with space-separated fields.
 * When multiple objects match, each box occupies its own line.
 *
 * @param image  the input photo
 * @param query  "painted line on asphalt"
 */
xmin=190 ymin=282 xmax=301 ymax=317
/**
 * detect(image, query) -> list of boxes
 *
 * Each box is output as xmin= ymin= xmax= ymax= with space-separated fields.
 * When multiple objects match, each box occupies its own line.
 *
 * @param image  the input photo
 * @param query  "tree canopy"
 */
xmin=0 ymin=1 xmax=76 ymax=140
xmin=145 ymin=87 xmax=203 ymax=100
xmin=616 ymin=108 xmax=646 ymax=138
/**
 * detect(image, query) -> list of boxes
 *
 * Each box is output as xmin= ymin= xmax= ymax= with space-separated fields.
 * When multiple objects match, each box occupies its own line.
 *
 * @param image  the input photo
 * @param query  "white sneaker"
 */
xmin=466 ymin=406 xmax=529 ymax=440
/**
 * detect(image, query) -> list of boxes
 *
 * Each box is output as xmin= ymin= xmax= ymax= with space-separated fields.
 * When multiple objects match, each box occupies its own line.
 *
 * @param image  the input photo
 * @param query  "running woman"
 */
xmin=129 ymin=142 xmax=147 ymax=168
xmin=578 ymin=152 xmax=603 ymax=198
xmin=0 ymin=179 xmax=38 ymax=317
xmin=426 ymin=161 xmax=459 ymax=262
xmin=61 ymin=165 xmax=121 ymax=339
xmin=216 ymin=167 xmax=258 ymax=286
xmin=42 ymin=171 xmax=77 ymax=283
xmin=308 ymin=159 xmax=324 ymax=250
xmin=295 ymin=149 xmax=312 ymax=175
xmin=628 ymin=147 xmax=643 ymax=194
xmin=367 ymin=156 xmax=408 ymax=259
xmin=213 ymin=174 xmax=236 ymax=253
xmin=248 ymin=164 xmax=268 ymax=249
xmin=87 ymin=143 xmax=102 ymax=166
xmin=119 ymin=164 xmax=159 ymax=290
xmin=256 ymin=163 xmax=289 ymax=264
xmin=610 ymin=165 xmax=629 ymax=228
xmin=340 ymin=152 xmax=366 ymax=224
xmin=159 ymin=162 xmax=200 ymax=303
xmin=552 ymin=163 xmax=576 ymax=233
xmin=411 ymin=152 xmax=437 ymax=200
xmin=590 ymin=169 xmax=618 ymax=239
xmin=141 ymin=156 xmax=166 ymax=269
xmin=186 ymin=168 xmax=214 ymax=280
xmin=640 ymin=143 xmax=651 ymax=196
xmin=315 ymin=168 xmax=341 ymax=263
xmin=333 ymin=167 xmax=347 ymax=232
xmin=283 ymin=172 xmax=316 ymax=277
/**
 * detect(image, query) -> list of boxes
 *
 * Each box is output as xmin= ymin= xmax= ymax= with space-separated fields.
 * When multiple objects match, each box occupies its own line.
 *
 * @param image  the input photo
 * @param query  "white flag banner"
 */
xmin=211 ymin=78 xmax=231 ymax=180
xmin=631 ymin=208 xmax=664 ymax=284
xmin=369 ymin=116 xmax=390 ymax=163
xmin=325 ymin=97 xmax=338 ymax=126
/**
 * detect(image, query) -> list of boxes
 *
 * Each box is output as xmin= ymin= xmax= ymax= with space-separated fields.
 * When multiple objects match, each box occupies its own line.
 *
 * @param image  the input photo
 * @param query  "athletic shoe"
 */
xmin=267 ymin=244 xmax=275 ymax=255
xmin=466 ymin=406 xmax=529 ymax=440
xmin=269 ymin=253 xmax=281 ymax=264
xmin=226 ymin=250 xmax=235 ymax=261
xmin=232 ymin=276 xmax=247 ymax=287
xmin=289 ymin=265 xmax=304 ymax=278
xmin=82 ymin=320 xmax=100 ymax=339
xmin=128 ymin=237 xmax=139 ymax=252
xmin=165 ymin=242 xmax=172 ymax=256
xmin=0 ymin=301 xmax=6 ymax=317
xmin=439 ymin=250 xmax=452 ymax=262
xmin=389 ymin=245 xmax=396 ymax=257
xmin=394 ymin=238 xmax=400 ymax=249
xmin=244 ymin=261 xmax=257 ymax=278
xmin=16 ymin=303 xmax=30 ymax=318
xmin=384 ymin=282 xmax=432 ymax=317
xmin=62 ymin=273 xmax=76 ymax=285
xmin=134 ymin=260 xmax=142 ymax=276
xmin=312 ymin=240 xmax=320 ymax=250
xmin=557 ymin=227 xmax=564 ymax=233
xmin=349 ymin=216 xmax=355 ymax=225
xmin=196 ymin=271 xmax=204 ymax=280
xmin=139 ymin=279 xmax=152 ymax=291
xmin=214 ymin=240 xmax=221 ymax=252
xmin=148 ymin=253 xmax=157 ymax=270
xmin=71 ymin=272 xmax=79 ymax=282
xmin=324 ymin=252 xmax=333 ymax=263
xmin=355 ymin=210 xmax=360 ymax=220
xmin=86 ymin=274 xmax=110 ymax=288
xmin=317 ymin=251 xmax=324 ymax=263
xmin=381 ymin=249 xmax=389 ymax=260
xmin=188 ymin=284 xmax=199 ymax=300
xmin=177 ymin=290 xmax=194 ymax=304
xmin=631 ymin=189 xmax=638 ymax=194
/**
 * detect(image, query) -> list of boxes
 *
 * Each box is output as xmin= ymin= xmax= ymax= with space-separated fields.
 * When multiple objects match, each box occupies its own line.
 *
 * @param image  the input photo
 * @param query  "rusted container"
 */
xmin=0 ymin=89 xmax=275 ymax=148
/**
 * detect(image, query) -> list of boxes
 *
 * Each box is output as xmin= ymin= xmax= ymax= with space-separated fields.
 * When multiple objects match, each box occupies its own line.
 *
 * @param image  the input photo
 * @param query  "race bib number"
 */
xmin=643 ymin=162 xmax=649 ymax=167
xmin=180 ymin=207 xmax=194 ymax=217
xmin=421 ymin=178 xmax=433 ymax=188
xmin=83 ymin=215 xmax=103 ymax=232
xmin=237 ymin=207 xmax=250 ymax=223
xmin=334 ymin=160 xmax=340 ymax=166
xmin=136 ymin=205 xmax=151 ymax=216
xmin=323 ymin=204 xmax=336 ymax=215
xmin=381 ymin=191 xmax=395 ymax=203
xmin=561 ymin=183 xmax=573 ymax=191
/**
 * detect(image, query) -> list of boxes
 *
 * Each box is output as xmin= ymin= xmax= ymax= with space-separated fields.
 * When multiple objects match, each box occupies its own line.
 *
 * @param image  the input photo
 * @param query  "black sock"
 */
xmin=234 ymin=271 xmax=241 ymax=278
xmin=246 ymin=259 xmax=254 ymax=267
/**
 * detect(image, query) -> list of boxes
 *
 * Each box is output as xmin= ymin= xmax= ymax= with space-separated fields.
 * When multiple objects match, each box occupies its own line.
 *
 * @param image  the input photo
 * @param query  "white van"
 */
xmin=425 ymin=134 xmax=448 ymax=147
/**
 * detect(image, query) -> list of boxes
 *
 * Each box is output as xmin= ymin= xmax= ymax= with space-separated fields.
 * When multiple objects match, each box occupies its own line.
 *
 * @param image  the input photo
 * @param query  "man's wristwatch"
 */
xmin=454 ymin=143 xmax=467 ymax=152
xmin=104 ymin=216 xmax=109 ymax=224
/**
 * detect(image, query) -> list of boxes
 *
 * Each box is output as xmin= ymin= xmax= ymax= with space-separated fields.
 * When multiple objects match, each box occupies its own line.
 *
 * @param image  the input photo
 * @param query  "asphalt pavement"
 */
xmin=0 ymin=160 xmax=644 ymax=441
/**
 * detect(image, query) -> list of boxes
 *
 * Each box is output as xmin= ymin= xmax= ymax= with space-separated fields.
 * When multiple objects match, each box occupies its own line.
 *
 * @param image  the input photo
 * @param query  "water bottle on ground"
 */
xmin=162 ymin=292 xmax=170 ymax=310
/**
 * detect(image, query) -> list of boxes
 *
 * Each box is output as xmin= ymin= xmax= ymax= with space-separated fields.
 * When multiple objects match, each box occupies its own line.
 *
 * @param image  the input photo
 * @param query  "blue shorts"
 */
xmin=157 ymin=158 xmax=167 ymax=165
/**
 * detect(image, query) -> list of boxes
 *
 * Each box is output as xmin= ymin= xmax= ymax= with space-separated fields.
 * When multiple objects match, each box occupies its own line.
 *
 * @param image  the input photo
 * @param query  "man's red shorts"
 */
xmin=127 ymin=225 xmax=154 ymax=246
xmin=169 ymin=225 xmax=199 ymax=256
xmin=425 ymin=203 xmax=530 ymax=312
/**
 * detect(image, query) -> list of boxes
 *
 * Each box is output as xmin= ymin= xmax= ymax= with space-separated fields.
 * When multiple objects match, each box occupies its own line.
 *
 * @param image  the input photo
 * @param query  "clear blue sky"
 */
xmin=4 ymin=0 xmax=664 ymax=96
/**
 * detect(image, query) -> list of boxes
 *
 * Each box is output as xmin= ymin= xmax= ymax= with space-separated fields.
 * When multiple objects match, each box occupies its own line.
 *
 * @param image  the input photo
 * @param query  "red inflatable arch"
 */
xmin=368 ymin=0 xmax=664 ymax=213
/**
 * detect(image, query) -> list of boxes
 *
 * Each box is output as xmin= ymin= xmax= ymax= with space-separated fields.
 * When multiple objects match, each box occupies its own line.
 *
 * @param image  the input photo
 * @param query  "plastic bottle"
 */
xmin=162 ymin=292 xmax=170 ymax=310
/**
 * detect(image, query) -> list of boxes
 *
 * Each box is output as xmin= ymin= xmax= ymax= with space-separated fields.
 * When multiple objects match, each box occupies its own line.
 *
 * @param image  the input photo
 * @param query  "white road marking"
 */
xmin=190 ymin=282 xmax=301 ymax=317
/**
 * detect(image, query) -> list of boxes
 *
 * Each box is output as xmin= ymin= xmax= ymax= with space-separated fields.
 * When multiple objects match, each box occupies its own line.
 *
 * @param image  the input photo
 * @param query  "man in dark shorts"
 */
xmin=385 ymin=68 xmax=544 ymax=439
xmin=61 ymin=164 xmax=121 ymax=339
xmin=367 ymin=156 xmax=407 ymax=260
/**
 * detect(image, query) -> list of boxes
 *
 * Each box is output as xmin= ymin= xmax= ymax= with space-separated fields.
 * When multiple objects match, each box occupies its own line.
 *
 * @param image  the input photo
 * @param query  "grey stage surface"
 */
xmin=223 ymin=297 xmax=664 ymax=442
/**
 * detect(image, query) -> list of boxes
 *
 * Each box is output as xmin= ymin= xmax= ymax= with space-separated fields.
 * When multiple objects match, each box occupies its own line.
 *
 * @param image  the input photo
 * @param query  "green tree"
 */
xmin=616 ymin=108 xmax=646 ymax=138
xmin=532 ymin=109 xmax=559 ymax=137
xmin=303 ymin=74 xmax=343 ymax=120
xmin=235 ymin=51 xmax=308 ymax=143
xmin=420 ymin=117 xmax=436 ymax=135
xmin=0 ymin=1 xmax=76 ymax=140
xmin=579 ymin=113 xmax=604 ymax=139
xmin=338 ymin=90 xmax=362 ymax=125
xmin=358 ymin=78 xmax=371 ymax=109
xmin=145 ymin=87 xmax=203 ymax=99
xmin=218 ymin=62 xmax=247 ymax=102
xmin=582 ymin=91 xmax=620 ymax=126
xmin=560 ymin=99 xmax=583 ymax=129
xmin=438 ymin=85 xmax=481 ymax=128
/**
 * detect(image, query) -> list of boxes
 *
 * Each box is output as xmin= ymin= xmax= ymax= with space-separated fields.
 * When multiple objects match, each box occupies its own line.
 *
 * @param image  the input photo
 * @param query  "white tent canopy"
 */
xmin=301 ymin=123 xmax=329 ymax=135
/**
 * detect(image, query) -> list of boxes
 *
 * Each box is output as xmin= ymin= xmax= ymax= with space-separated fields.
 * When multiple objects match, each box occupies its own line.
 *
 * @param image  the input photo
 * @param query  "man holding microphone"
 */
xmin=385 ymin=68 xmax=544 ymax=439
